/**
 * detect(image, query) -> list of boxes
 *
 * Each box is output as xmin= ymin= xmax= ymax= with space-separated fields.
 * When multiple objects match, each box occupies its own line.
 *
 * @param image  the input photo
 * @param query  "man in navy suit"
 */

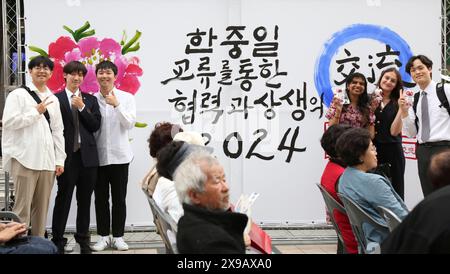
xmin=51 ymin=61 xmax=101 ymax=254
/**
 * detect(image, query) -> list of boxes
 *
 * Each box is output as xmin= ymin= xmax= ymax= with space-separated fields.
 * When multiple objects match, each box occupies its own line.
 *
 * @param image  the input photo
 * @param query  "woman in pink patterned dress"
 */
xmin=326 ymin=72 xmax=375 ymax=138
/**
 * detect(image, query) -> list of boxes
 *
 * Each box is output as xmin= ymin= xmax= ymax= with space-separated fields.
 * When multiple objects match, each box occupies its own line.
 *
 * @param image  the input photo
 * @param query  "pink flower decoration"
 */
xmin=64 ymin=48 xmax=82 ymax=63
xmin=47 ymin=61 xmax=66 ymax=91
xmin=48 ymin=36 xmax=78 ymax=60
xmin=125 ymin=64 xmax=143 ymax=76
xmin=38 ymin=23 xmax=142 ymax=95
xmin=117 ymin=74 xmax=141 ymax=95
xmin=78 ymin=37 xmax=100 ymax=57
xmin=100 ymin=38 xmax=121 ymax=59
xmin=128 ymin=56 xmax=140 ymax=65
xmin=113 ymin=56 xmax=143 ymax=94
xmin=80 ymin=66 xmax=99 ymax=93
xmin=114 ymin=55 xmax=128 ymax=84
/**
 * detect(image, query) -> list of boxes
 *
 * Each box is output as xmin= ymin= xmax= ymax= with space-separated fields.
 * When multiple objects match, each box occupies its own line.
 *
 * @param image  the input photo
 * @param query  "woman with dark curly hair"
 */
xmin=326 ymin=72 xmax=375 ymax=138
xmin=336 ymin=128 xmax=408 ymax=245
xmin=141 ymin=122 xmax=183 ymax=196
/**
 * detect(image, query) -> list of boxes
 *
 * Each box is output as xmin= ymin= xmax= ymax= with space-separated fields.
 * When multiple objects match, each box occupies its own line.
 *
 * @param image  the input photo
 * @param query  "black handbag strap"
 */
xmin=21 ymin=85 xmax=51 ymax=127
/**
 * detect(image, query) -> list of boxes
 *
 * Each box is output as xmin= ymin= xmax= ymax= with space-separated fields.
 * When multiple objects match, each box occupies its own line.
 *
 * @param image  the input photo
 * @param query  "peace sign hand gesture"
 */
xmin=398 ymin=89 xmax=410 ymax=113
xmin=36 ymin=96 xmax=53 ymax=114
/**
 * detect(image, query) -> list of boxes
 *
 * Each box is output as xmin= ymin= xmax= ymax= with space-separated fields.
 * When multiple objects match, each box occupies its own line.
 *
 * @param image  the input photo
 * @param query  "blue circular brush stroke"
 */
xmin=314 ymin=24 xmax=413 ymax=107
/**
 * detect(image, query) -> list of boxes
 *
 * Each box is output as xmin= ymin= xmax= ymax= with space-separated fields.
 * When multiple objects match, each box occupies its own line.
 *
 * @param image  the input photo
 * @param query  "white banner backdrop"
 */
xmin=22 ymin=0 xmax=440 ymax=227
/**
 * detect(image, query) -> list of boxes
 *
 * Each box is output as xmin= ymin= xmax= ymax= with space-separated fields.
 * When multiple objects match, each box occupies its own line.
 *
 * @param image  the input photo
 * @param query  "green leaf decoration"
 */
xmin=65 ymin=21 xmax=96 ymax=42
xmin=63 ymin=25 xmax=75 ymax=36
xmin=122 ymin=30 xmax=142 ymax=54
xmin=74 ymin=21 xmax=91 ymax=37
xmin=78 ymin=29 xmax=96 ymax=40
xmin=125 ymin=43 xmax=140 ymax=54
xmin=120 ymin=30 xmax=127 ymax=46
xmin=134 ymin=122 xmax=148 ymax=128
xmin=28 ymin=45 xmax=49 ymax=57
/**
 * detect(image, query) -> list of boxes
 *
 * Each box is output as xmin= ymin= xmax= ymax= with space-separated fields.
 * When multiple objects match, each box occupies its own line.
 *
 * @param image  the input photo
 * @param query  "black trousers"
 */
xmin=94 ymin=164 xmax=129 ymax=237
xmin=51 ymin=151 xmax=97 ymax=245
xmin=374 ymin=142 xmax=405 ymax=199
xmin=416 ymin=142 xmax=450 ymax=197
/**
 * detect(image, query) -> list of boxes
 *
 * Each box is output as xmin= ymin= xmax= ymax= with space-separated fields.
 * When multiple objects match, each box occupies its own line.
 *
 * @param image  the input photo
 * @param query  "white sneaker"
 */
xmin=112 ymin=237 xmax=129 ymax=251
xmin=91 ymin=236 xmax=111 ymax=251
xmin=64 ymin=245 xmax=74 ymax=253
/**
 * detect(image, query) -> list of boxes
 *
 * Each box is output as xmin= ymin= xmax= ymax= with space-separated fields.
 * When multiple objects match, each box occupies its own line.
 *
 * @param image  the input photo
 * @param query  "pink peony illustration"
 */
xmin=29 ymin=21 xmax=143 ymax=95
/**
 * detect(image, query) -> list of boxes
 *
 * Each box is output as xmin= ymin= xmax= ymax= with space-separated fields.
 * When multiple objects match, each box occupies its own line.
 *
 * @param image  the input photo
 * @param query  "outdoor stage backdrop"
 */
xmin=22 ymin=0 xmax=441 ymax=227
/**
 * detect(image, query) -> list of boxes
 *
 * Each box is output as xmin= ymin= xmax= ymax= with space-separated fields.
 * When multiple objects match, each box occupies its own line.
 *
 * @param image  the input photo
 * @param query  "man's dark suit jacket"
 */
xmin=55 ymin=90 xmax=101 ymax=167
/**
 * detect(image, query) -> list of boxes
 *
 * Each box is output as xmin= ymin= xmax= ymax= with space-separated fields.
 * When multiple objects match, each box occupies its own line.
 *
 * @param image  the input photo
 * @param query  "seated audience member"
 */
xmin=428 ymin=149 xmax=450 ymax=191
xmin=141 ymin=122 xmax=183 ymax=196
xmin=154 ymin=131 xmax=206 ymax=222
xmin=382 ymin=150 xmax=450 ymax=254
xmin=157 ymin=141 xmax=252 ymax=248
xmin=171 ymin=145 xmax=248 ymax=254
xmin=320 ymin=124 xmax=357 ymax=254
xmin=0 ymin=222 xmax=57 ymax=254
xmin=336 ymin=128 xmax=409 ymax=244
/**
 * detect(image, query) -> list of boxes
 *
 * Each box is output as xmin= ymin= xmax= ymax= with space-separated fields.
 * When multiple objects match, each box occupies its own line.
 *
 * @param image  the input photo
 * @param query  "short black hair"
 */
xmin=156 ymin=141 xmax=185 ymax=180
xmin=429 ymin=149 xmax=450 ymax=190
xmin=405 ymin=55 xmax=433 ymax=76
xmin=95 ymin=60 xmax=118 ymax=75
xmin=28 ymin=56 xmax=54 ymax=71
xmin=321 ymin=124 xmax=352 ymax=159
xmin=63 ymin=61 xmax=87 ymax=76
xmin=336 ymin=128 xmax=371 ymax=167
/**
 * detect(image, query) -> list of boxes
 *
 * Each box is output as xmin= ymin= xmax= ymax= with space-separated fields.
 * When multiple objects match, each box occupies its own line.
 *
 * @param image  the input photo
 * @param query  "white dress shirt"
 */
xmin=1 ymin=83 xmax=66 ymax=172
xmin=94 ymin=88 xmax=136 ymax=166
xmin=402 ymin=80 xmax=450 ymax=143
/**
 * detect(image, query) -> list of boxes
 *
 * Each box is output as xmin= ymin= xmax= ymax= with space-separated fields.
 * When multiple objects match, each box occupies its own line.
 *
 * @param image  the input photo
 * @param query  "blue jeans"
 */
xmin=0 ymin=236 xmax=58 ymax=254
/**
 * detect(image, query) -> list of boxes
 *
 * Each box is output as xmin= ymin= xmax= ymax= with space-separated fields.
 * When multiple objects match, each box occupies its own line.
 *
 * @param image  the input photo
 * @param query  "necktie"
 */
xmin=421 ymin=91 xmax=430 ymax=142
xmin=71 ymin=95 xmax=80 ymax=152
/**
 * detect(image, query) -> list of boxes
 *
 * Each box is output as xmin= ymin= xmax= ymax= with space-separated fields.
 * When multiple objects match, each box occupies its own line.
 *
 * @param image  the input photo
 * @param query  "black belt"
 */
xmin=418 ymin=141 xmax=450 ymax=147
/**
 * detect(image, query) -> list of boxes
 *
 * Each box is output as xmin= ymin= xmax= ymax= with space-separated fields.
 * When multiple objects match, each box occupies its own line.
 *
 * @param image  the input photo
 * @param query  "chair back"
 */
xmin=316 ymin=184 xmax=348 ymax=253
xmin=338 ymin=193 xmax=388 ymax=254
xmin=142 ymin=189 xmax=179 ymax=254
xmin=0 ymin=211 xmax=21 ymax=223
xmin=377 ymin=205 xmax=401 ymax=232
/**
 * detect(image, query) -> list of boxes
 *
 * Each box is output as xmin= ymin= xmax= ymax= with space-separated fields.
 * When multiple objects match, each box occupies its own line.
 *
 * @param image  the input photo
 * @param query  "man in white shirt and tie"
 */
xmin=91 ymin=61 xmax=136 ymax=251
xmin=1 ymin=56 xmax=65 ymax=237
xmin=399 ymin=55 xmax=450 ymax=196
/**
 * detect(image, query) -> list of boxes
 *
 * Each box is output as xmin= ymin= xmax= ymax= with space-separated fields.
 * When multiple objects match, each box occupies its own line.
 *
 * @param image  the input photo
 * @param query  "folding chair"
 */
xmin=142 ymin=189 xmax=178 ymax=254
xmin=0 ymin=211 xmax=21 ymax=223
xmin=316 ymin=184 xmax=348 ymax=254
xmin=338 ymin=193 xmax=388 ymax=254
xmin=377 ymin=205 xmax=402 ymax=232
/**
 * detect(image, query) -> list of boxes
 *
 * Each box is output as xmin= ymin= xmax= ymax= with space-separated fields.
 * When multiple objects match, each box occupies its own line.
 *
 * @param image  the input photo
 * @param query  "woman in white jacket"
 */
xmin=153 ymin=131 xmax=207 ymax=222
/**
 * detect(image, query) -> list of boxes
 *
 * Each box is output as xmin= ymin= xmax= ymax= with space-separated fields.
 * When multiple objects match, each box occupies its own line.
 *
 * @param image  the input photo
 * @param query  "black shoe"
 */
xmin=52 ymin=238 xmax=67 ymax=254
xmin=80 ymin=244 xmax=92 ymax=254
xmin=56 ymin=244 xmax=65 ymax=254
